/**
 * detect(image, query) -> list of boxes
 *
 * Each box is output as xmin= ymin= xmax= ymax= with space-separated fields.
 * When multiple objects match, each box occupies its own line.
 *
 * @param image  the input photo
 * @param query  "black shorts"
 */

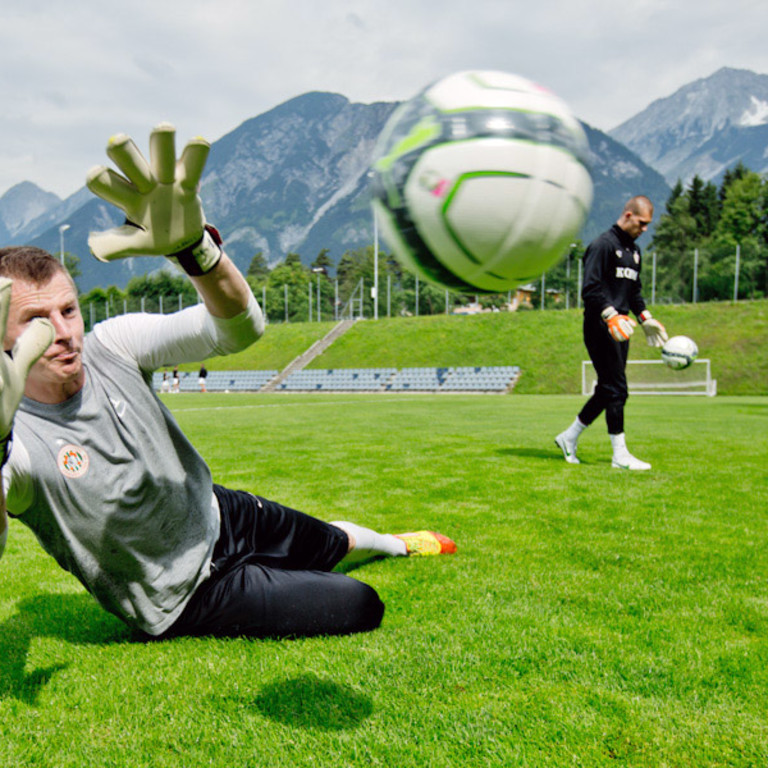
xmin=162 ymin=486 xmax=385 ymax=638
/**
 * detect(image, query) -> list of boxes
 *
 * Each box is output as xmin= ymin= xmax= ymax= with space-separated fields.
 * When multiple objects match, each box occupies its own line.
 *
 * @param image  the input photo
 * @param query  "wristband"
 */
xmin=167 ymin=225 xmax=223 ymax=277
xmin=638 ymin=310 xmax=653 ymax=323
xmin=0 ymin=430 xmax=12 ymax=468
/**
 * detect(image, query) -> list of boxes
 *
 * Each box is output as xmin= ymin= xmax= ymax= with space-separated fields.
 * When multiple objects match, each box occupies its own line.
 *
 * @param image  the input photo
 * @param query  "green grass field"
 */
xmin=2 ymin=393 xmax=766 ymax=766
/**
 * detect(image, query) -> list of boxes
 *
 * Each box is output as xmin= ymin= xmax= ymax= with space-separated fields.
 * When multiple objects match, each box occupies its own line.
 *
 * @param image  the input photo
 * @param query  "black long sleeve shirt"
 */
xmin=581 ymin=224 xmax=647 ymax=319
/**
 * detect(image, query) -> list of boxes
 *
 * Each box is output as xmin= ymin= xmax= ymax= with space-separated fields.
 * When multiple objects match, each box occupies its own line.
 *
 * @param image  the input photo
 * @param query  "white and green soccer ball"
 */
xmin=370 ymin=70 xmax=593 ymax=293
xmin=662 ymin=335 xmax=699 ymax=370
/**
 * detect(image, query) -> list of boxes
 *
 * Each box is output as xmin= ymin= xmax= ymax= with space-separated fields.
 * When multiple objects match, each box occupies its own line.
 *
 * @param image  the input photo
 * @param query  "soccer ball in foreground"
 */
xmin=370 ymin=70 xmax=593 ymax=293
xmin=662 ymin=335 xmax=699 ymax=370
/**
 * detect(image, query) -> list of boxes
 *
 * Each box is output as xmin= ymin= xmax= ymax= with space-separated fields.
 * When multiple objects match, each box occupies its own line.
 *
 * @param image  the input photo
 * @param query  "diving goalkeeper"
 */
xmin=0 ymin=124 xmax=455 ymax=639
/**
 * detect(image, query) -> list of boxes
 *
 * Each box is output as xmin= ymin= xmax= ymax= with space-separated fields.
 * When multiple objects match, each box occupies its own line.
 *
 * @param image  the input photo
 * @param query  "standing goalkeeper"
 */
xmin=555 ymin=196 xmax=667 ymax=470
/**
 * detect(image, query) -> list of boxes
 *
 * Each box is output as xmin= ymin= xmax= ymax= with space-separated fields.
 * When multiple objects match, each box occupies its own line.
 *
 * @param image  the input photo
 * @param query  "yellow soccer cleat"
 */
xmin=394 ymin=530 xmax=457 ymax=556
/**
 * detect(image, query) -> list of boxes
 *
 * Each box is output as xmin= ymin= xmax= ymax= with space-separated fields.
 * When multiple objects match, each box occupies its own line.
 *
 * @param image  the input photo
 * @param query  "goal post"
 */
xmin=581 ymin=359 xmax=717 ymax=396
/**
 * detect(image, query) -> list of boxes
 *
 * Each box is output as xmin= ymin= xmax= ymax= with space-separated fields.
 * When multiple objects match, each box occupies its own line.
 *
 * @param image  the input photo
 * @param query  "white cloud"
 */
xmin=1 ymin=0 xmax=767 ymax=197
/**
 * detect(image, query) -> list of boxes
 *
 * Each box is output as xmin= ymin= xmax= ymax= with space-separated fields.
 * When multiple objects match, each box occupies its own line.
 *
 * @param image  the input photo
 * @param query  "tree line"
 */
xmin=243 ymin=247 xmax=486 ymax=323
xmin=648 ymin=163 xmax=767 ymax=302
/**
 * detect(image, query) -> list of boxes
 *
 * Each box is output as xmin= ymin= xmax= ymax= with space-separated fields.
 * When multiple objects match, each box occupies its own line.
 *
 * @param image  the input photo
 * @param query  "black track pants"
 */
xmin=578 ymin=314 xmax=629 ymax=434
xmin=162 ymin=486 xmax=385 ymax=638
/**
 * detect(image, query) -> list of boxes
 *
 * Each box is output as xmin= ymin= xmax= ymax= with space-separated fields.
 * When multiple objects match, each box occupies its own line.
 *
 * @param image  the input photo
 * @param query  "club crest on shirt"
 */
xmin=58 ymin=444 xmax=90 ymax=479
xmin=615 ymin=250 xmax=623 ymax=259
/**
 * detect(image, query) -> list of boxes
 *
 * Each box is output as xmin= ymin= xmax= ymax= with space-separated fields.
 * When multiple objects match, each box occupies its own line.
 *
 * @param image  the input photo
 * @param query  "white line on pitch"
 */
xmin=167 ymin=397 xmax=428 ymax=414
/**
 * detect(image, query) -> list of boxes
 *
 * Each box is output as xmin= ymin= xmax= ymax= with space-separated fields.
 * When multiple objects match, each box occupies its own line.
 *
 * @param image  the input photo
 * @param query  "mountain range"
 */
xmin=1 ymin=67 xmax=765 ymax=293
xmin=611 ymin=67 xmax=768 ymax=186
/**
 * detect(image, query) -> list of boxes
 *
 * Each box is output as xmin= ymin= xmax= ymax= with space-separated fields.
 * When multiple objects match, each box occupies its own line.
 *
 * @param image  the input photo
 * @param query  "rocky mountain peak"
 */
xmin=0 ymin=181 xmax=61 ymax=239
xmin=610 ymin=67 xmax=768 ymax=184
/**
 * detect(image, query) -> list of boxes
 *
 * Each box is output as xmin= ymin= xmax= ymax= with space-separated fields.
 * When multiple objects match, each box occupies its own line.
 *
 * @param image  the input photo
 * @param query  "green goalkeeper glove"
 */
xmin=638 ymin=310 xmax=668 ymax=347
xmin=85 ymin=123 xmax=222 ymax=276
xmin=0 ymin=279 xmax=55 ymax=466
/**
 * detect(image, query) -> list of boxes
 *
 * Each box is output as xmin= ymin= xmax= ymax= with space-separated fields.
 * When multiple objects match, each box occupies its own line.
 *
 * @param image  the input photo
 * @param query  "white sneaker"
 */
xmin=555 ymin=432 xmax=580 ymax=464
xmin=611 ymin=452 xmax=651 ymax=471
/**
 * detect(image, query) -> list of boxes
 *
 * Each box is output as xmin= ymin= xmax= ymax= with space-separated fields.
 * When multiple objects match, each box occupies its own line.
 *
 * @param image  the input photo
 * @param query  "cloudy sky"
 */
xmin=1 ymin=0 xmax=767 ymax=198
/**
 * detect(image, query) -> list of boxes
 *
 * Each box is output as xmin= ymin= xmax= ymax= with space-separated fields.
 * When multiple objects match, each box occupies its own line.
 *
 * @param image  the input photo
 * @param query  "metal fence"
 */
xmin=82 ymin=245 xmax=761 ymax=332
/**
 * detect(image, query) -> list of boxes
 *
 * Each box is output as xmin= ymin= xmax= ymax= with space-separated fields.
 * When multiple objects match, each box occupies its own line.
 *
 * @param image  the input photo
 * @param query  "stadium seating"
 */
xmin=152 ymin=370 xmax=278 ymax=392
xmin=278 ymin=368 xmax=397 ymax=392
xmin=152 ymin=366 xmax=521 ymax=393
xmin=388 ymin=365 xmax=520 ymax=392
xmin=440 ymin=366 xmax=521 ymax=392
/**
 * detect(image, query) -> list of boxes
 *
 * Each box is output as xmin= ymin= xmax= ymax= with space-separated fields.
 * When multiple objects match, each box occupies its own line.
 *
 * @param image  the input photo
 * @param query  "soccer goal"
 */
xmin=581 ymin=359 xmax=717 ymax=396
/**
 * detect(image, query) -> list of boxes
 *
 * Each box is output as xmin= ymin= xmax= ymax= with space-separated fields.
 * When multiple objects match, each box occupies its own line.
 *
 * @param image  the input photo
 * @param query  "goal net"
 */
xmin=581 ymin=359 xmax=716 ymax=396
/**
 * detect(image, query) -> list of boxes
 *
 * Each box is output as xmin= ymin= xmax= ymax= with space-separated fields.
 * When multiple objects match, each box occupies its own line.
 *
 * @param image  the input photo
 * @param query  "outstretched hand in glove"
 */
xmin=86 ymin=123 xmax=222 ymax=276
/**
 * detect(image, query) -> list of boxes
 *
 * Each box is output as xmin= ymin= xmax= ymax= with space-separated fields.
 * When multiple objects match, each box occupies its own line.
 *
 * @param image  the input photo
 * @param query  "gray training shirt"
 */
xmin=3 ymin=297 xmax=263 ymax=635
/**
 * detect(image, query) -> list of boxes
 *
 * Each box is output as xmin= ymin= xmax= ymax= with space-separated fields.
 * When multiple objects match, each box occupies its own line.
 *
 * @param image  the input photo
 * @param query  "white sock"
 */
xmin=610 ymin=432 xmax=628 ymax=456
xmin=330 ymin=521 xmax=407 ymax=562
xmin=564 ymin=417 xmax=587 ymax=441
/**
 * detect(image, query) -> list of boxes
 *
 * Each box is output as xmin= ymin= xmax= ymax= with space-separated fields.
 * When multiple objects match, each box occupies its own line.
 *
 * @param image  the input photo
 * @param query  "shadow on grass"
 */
xmin=2 ymin=594 xmax=377 ymax=729
xmin=497 ymin=446 xmax=581 ymax=462
xmin=0 ymin=593 xmax=129 ymax=706
xmin=251 ymin=674 xmax=374 ymax=730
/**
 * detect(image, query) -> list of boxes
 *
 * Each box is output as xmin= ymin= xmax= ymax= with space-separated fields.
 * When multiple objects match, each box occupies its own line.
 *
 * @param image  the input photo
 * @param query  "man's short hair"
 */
xmin=623 ymin=195 xmax=653 ymax=216
xmin=0 ymin=246 xmax=69 ymax=286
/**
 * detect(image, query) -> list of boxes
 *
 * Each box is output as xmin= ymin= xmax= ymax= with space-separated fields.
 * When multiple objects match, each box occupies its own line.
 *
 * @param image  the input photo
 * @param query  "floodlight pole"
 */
xmin=373 ymin=208 xmax=379 ymax=320
xmin=577 ymin=259 xmax=582 ymax=309
xmin=58 ymin=223 xmax=70 ymax=266
xmin=693 ymin=248 xmax=699 ymax=303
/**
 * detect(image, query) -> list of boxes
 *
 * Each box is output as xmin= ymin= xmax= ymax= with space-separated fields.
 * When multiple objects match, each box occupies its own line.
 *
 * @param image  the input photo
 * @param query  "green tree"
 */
xmin=125 ymin=270 xmax=196 ymax=300
xmin=666 ymin=179 xmax=684 ymax=209
xmin=688 ymin=175 xmax=720 ymax=237
xmin=285 ymin=252 xmax=303 ymax=267
xmin=649 ymin=194 xmax=699 ymax=302
xmin=247 ymin=251 xmax=269 ymax=279
xmin=262 ymin=254 xmax=312 ymax=322
xmin=705 ymin=171 xmax=767 ymax=299
xmin=719 ymin=161 xmax=750 ymax=203
xmin=335 ymin=247 xmax=376 ymax=316
xmin=63 ymin=252 xmax=81 ymax=284
xmin=311 ymin=248 xmax=334 ymax=273
xmin=651 ymin=164 xmax=767 ymax=301
xmin=543 ymin=240 xmax=583 ymax=309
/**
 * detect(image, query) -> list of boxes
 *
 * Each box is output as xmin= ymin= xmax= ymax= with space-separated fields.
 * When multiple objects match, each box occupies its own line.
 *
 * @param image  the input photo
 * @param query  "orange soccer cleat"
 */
xmin=394 ymin=530 xmax=457 ymax=556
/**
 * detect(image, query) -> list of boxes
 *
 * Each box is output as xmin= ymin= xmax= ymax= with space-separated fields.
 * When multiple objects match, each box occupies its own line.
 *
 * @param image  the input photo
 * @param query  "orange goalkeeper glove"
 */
xmin=601 ymin=306 xmax=636 ymax=341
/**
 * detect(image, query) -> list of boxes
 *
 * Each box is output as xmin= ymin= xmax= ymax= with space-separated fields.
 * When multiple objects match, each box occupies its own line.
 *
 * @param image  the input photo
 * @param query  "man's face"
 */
xmin=621 ymin=206 xmax=653 ymax=240
xmin=4 ymin=271 xmax=85 ymax=398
